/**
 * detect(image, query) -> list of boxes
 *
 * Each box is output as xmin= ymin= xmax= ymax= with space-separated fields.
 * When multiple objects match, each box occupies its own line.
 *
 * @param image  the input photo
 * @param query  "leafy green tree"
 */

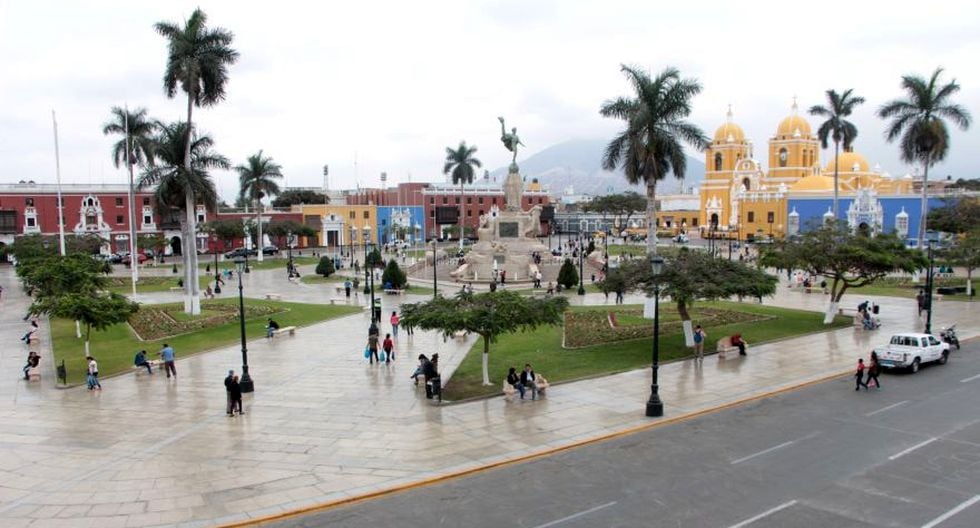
xmin=557 ymin=258 xmax=579 ymax=289
xmin=927 ymin=197 xmax=980 ymax=234
xmin=600 ymin=65 xmax=709 ymax=255
xmin=202 ymin=219 xmax=246 ymax=251
xmin=237 ymin=150 xmax=283 ymax=262
xmin=949 ymin=178 xmax=980 ymax=191
xmin=878 ymin=67 xmax=972 ymax=248
xmin=365 ymin=247 xmax=383 ymax=268
xmin=33 ymin=292 xmax=138 ymax=356
xmin=266 ymin=220 xmax=315 ymax=251
xmin=381 ymin=259 xmax=407 ymax=289
xmin=400 ymin=290 xmax=568 ymax=385
xmin=442 ymin=225 xmax=475 ymax=239
xmin=139 ymin=121 xmax=228 ymax=314
xmin=18 ymin=253 xmax=110 ymax=300
xmin=271 ymin=189 xmax=328 ymax=208
xmin=315 ymin=256 xmax=336 ymax=278
xmin=939 ymin=229 xmax=980 ymax=296
xmin=809 ymin=88 xmax=866 ymax=219
xmin=584 ymin=191 xmax=646 ymax=234
xmin=761 ymin=222 xmax=928 ymax=323
xmin=137 ymin=234 xmax=167 ymax=256
xmin=443 ymin=141 xmax=481 ymax=244
xmin=155 ymin=8 xmax=238 ymax=313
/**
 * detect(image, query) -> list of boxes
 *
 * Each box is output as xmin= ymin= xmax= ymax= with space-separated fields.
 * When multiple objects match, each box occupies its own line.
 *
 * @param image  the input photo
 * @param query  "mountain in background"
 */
xmin=489 ymin=138 xmax=704 ymax=197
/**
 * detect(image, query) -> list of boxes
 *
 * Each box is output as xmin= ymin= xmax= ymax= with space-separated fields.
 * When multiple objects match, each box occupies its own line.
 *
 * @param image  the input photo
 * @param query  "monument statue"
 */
xmin=497 ymin=116 xmax=524 ymax=165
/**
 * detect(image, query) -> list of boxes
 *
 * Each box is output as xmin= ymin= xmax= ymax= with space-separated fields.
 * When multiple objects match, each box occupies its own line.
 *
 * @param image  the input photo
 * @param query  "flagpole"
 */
xmin=125 ymin=105 xmax=139 ymax=297
xmin=52 ymin=110 xmax=66 ymax=256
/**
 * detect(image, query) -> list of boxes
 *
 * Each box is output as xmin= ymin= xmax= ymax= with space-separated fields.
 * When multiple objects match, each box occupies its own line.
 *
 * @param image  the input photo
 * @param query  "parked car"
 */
xmin=224 ymin=247 xmax=257 ymax=259
xmin=874 ymin=333 xmax=950 ymax=373
xmin=262 ymin=245 xmax=279 ymax=256
xmin=121 ymin=253 xmax=149 ymax=265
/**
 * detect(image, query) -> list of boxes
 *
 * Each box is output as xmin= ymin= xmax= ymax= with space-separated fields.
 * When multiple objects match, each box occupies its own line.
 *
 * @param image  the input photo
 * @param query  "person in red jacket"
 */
xmin=382 ymin=333 xmax=394 ymax=364
xmin=855 ymin=358 xmax=868 ymax=391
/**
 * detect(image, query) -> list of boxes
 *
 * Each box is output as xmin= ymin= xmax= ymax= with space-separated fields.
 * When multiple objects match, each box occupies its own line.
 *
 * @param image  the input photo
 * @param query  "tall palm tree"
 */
xmin=138 ymin=122 xmax=229 ymax=313
xmin=879 ymin=67 xmax=972 ymax=249
xmin=600 ymin=65 xmax=709 ymax=256
xmin=236 ymin=151 xmax=283 ymax=262
xmin=155 ymin=8 xmax=238 ymax=314
xmin=809 ymin=89 xmax=865 ymax=219
xmin=102 ymin=106 xmax=158 ymax=289
xmin=443 ymin=142 xmax=481 ymax=247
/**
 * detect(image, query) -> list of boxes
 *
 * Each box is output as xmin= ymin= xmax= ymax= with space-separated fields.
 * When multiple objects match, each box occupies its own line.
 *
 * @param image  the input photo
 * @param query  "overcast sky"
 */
xmin=2 ymin=0 xmax=978 ymax=201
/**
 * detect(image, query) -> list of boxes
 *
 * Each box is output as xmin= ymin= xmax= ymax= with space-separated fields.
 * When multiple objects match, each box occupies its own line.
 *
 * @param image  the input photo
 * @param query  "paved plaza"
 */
xmin=0 ymin=264 xmax=977 ymax=527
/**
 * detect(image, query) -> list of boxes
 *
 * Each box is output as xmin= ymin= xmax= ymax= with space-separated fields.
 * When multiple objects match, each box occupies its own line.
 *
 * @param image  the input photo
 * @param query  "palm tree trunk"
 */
xmin=184 ymin=93 xmax=201 ymax=315
xmin=918 ymin=162 xmax=930 ymax=249
xmin=646 ymin=181 xmax=658 ymax=256
xmin=833 ymin=140 xmax=840 ymax=219
xmin=256 ymin=200 xmax=264 ymax=262
xmin=128 ymin=160 xmax=139 ymax=296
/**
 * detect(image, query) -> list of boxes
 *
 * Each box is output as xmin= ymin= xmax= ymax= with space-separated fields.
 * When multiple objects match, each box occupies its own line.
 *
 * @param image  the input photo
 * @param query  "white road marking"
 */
xmin=959 ymin=373 xmax=980 ymax=383
xmin=726 ymin=500 xmax=798 ymax=528
xmin=865 ymin=400 xmax=910 ymax=417
xmin=731 ymin=432 xmax=819 ymax=465
xmin=531 ymin=501 xmax=618 ymax=528
xmin=888 ymin=437 xmax=938 ymax=461
xmin=921 ymin=495 xmax=980 ymax=528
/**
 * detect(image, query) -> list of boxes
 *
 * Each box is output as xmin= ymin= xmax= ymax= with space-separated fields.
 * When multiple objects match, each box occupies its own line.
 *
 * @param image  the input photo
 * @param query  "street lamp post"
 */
xmin=212 ymin=235 xmax=222 ymax=294
xmin=577 ymin=232 xmax=585 ymax=296
xmin=431 ymin=239 xmax=438 ymax=298
xmin=363 ymin=226 xmax=371 ymax=295
xmin=646 ymin=255 xmax=665 ymax=417
xmin=232 ymin=256 xmax=254 ymax=393
xmin=925 ymin=241 xmax=935 ymax=334
xmin=243 ymin=252 xmax=250 ymax=273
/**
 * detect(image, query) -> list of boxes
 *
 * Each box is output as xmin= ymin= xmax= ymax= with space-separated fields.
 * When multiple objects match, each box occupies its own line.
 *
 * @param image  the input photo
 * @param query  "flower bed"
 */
xmin=129 ymin=302 xmax=279 ymax=341
xmin=564 ymin=307 xmax=767 ymax=348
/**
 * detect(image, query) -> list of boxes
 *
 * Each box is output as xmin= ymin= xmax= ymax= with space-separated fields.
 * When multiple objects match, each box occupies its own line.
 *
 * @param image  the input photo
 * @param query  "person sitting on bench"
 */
xmin=23 ymin=351 xmax=40 ymax=380
xmin=134 ymin=349 xmax=152 ymax=374
xmin=266 ymin=318 xmax=280 ymax=338
xmin=731 ymin=333 xmax=747 ymax=356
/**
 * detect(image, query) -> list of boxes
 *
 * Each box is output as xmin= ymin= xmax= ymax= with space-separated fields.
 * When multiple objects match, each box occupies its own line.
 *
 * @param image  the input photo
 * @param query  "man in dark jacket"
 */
xmin=420 ymin=354 xmax=438 ymax=399
xmin=224 ymin=370 xmax=236 ymax=416
xmin=520 ymin=363 xmax=538 ymax=400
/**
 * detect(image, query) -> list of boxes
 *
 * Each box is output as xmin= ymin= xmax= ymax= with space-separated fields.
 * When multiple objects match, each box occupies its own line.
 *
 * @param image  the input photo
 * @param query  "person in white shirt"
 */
xmin=86 ymin=356 xmax=101 ymax=390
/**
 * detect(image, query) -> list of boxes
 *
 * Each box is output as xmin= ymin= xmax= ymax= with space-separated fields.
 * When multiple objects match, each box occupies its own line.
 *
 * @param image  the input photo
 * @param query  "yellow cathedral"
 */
xmin=697 ymin=100 xmax=914 ymax=241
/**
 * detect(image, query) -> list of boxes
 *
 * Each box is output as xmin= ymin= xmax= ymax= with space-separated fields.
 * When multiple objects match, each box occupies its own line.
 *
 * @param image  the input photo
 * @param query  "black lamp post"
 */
xmin=577 ymin=232 xmax=585 ymax=296
xmin=243 ymin=252 xmax=250 ymax=273
xmin=432 ymin=239 xmax=438 ymax=298
xmin=349 ymin=226 xmax=356 ymax=268
xmin=212 ymin=236 xmax=221 ymax=294
xmin=233 ymin=256 xmax=254 ymax=393
xmin=646 ymin=255 xmax=665 ymax=417
xmin=925 ymin=241 xmax=935 ymax=334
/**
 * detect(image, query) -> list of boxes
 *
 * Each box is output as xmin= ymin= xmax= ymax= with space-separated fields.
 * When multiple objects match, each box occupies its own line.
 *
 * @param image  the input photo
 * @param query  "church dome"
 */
xmin=825 ymin=151 xmax=870 ymax=173
xmin=713 ymin=106 xmax=745 ymax=143
xmin=776 ymin=115 xmax=812 ymax=137
xmin=789 ymin=175 xmax=835 ymax=192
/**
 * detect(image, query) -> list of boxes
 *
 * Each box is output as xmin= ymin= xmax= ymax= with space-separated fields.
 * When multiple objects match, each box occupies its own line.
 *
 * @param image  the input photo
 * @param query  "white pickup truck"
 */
xmin=874 ymin=333 xmax=950 ymax=373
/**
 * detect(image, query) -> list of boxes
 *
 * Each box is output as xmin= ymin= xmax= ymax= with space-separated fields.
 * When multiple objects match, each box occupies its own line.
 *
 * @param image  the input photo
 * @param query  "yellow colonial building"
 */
xmin=698 ymin=101 xmax=915 ymax=241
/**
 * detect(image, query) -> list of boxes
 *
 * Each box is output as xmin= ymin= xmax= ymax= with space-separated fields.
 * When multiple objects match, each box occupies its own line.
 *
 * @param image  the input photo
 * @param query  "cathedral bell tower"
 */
xmin=700 ymin=106 xmax=750 ymax=230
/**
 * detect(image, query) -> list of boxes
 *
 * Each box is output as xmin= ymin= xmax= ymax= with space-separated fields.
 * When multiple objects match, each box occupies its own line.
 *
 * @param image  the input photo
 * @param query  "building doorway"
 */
xmin=170 ymin=236 xmax=182 ymax=256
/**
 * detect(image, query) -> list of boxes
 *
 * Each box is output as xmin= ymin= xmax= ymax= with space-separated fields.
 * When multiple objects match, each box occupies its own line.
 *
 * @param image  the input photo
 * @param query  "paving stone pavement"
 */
xmin=0 ymin=264 xmax=977 ymax=527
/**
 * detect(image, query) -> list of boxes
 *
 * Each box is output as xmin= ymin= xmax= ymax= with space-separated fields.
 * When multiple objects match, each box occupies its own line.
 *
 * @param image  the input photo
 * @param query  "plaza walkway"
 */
xmin=0 ymin=264 xmax=977 ymax=528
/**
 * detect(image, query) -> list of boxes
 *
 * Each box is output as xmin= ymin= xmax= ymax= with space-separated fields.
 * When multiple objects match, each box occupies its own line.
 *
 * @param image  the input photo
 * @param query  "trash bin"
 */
xmin=872 ymin=304 xmax=879 ymax=315
xmin=430 ymin=376 xmax=442 ymax=402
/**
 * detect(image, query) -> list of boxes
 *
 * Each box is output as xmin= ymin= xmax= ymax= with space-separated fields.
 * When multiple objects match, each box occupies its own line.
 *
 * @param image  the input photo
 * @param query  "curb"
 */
xmin=216 ymin=368 xmax=852 ymax=528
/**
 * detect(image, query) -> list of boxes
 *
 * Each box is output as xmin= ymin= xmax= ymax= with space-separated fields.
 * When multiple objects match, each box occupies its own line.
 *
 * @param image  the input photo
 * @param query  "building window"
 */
xmin=25 ymin=197 xmax=34 ymax=206
xmin=778 ymin=148 xmax=788 ymax=168
xmin=692 ymin=218 xmax=698 ymax=227
xmin=455 ymin=197 xmax=460 ymax=204
xmin=538 ymin=198 xmax=543 ymax=204
xmin=26 ymin=217 xmax=36 ymax=227
xmin=478 ymin=197 xmax=484 ymax=204
xmin=197 ymin=214 xmax=204 ymax=223
xmin=479 ymin=210 xmax=484 ymax=216
xmin=143 ymin=197 xmax=150 ymax=206
xmin=467 ymin=210 xmax=472 ymax=217
xmin=747 ymin=212 xmax=755 ymax=223
xmin=492 ymin=198 xmax=497 ymax=205
xmin=429 ymin=197 xmax=435 ymax=204
xmin=115 ymin=197 xmax=124 ymax=207
xmin=429 ymin=209 xmax=434 ymax=217
xmin=116 ymin=215 xmax=124 ymax=224
xmin=714 ymin=153 xmax=723 ymax=171
xmin=442 ymin=196 xmax=448 ymax=204
xmin=467 ymin=197 xmax=472 ymax=204
xmin=143 ymin=215 xmax=152 ymax=225
xmin=767 ymin=211 xmax=775 ymax=223
xmin=349 ymin=211 xmax=355 ymax=219
xmin=742 ymin=178 xmax=751 ymax=191
xmin=363 ymin=211 xmax=369 ymax=219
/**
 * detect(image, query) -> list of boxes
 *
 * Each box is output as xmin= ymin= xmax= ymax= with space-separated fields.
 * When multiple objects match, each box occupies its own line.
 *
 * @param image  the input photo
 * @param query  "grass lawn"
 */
xmin=852 ymin=277 xmax=974 ymax=301
xmin=50 ymin=298 xmax=360 ymax=385
xmin=107 ymin=275 xmax=212 ymax=294
xmin=443 ymin=301 xmax=851 ymax=400
xmin=299 ymin=274 xmax=346 ymax=285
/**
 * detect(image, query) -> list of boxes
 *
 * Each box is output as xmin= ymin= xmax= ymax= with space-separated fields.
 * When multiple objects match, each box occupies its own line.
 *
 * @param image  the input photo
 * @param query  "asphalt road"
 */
xmin=271 ymin=340 xmax=980 ymax=528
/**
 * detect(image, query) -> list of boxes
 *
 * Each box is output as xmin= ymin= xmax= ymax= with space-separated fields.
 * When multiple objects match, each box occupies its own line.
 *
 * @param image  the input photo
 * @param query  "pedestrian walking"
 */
xmin=367 ymin=333 xmax=380 ymax=364
xmin=693 ymin=325 xmax=707 ymax=364
xmin=855 ymin=358 xmax=868 ymax=391
xmin=160 ymin=343 xmax=177 ymax=378
xmin=344 ymin=279 xmax=352 ymax=298
xmin=866 ymin=351 xmax=881 ymax=390
xmin=915 ymin=290 xmax=925 ymax=317
xmin=229 ymin=375 xmax=243 ymax=414
xmin=390 ymin=311 xmax=399 ymax=338
xmin=383 ymin=333 xmax=394 ymax=363
xmin=86 ymin=356 xmax=101 ymax=390
xmin=224 ymin=370 xmax=236 ymax=416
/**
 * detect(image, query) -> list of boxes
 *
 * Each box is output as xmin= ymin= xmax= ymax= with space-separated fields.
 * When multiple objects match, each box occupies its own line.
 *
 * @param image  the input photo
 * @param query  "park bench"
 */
xmin=272 ymin=326 xmax=297 ymax=337
xmin=384 ymin=288 xmax=404 ymax=295
xmin=502 ymin=375 xmax=550 ymax=398
xmin=265 ymin=293 xmax=282 ymax=301
xmin=132 ymin=359 xmax=162 ymax=376
xmin=27 ymin=367 xmax=41 ymax=382
xmin=716 ymin=336 xmax=748 ymax=358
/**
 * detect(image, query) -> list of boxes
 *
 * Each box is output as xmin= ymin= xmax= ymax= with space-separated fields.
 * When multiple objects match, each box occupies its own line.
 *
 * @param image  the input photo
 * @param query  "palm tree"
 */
xmin=600 ymin=65 xmax=709 ymax=256
xmin=155 ymin=8 xmax=238 ymax=314
xmin=236 ymin=151 xmax=283 ymax=262
xmin=138 ymin=122 xmax=229 ymax=313
xmin=879 ymin=67 xmax=972 ymax=249
xmin=809 ymin=89 xmax=865 ymax=219
xmin=102 ymin=106 xmax=158 ymax=290
xmin=443 ymin=142 xmax=481 ymax=247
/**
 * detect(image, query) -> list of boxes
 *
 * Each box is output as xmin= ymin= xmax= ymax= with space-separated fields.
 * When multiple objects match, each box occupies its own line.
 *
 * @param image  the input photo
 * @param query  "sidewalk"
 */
xmin=0 ymin=265 xmax=976 ymax=528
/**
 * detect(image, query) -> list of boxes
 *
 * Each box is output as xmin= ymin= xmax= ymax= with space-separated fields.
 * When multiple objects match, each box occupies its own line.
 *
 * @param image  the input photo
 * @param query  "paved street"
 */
xmin=273 ymin=340 xmax=980 ymax=528
xmin=0 ymin=262 xmax=977 ymax=527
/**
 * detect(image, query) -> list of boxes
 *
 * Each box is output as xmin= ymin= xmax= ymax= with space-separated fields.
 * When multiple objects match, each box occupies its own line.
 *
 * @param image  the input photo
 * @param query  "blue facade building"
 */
xmin=375 ymin=206 xmax=426 ymax=245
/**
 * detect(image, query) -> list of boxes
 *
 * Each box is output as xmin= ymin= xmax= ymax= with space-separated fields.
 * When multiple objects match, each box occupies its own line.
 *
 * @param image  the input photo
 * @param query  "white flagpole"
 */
xmin=51 ymin=110 xmax=66 ymax=256
xmin=125 ymin=105 xmax=138 ymax=297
